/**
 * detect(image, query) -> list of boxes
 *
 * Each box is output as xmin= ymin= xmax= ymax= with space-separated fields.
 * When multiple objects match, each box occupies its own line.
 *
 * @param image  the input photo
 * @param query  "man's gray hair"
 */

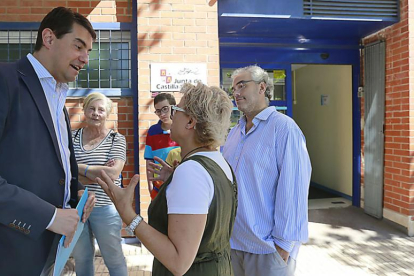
xmin=231 ymin=65 xmax=274 ymax=104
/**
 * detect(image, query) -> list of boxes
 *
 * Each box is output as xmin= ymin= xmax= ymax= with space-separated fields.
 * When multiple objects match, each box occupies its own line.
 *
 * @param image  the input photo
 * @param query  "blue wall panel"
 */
xmin=220 ymin=45 xmax=360 ymax=67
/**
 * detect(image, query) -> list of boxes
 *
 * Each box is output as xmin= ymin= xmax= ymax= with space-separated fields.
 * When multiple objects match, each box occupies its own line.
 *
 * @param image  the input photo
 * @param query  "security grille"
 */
xmin=303 ymin=0 xmax=399 ymax=19
xmin=0 ymin=29 xmax=131 ymax=89
xmin=72 ymin=30 xmax=131 ymax=89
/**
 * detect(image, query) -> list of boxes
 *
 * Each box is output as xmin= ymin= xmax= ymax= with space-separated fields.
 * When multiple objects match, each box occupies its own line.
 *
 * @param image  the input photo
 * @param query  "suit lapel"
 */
xmin=17 ymin=57 xmax=64 ymax=169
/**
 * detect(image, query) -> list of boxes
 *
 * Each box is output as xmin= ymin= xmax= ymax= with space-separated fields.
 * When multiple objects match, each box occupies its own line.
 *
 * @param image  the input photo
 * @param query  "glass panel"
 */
xmin=111 ymin=79 xmax=129 ymax=88
xmin=76 ymin=80 xmax=90 ymax=88
xmin=100 ymin=59 xmax=110 ymax=70
xmin=88 ymin=69 xmax=99 ymax=82
xmin=9 ymin=49 xmax=22 ymax=61
xmin=112 ymin=69 xmax=129 ymax=80
xmin=20 ymin=31 xmax=36 ymax=44
xmin=89 ymin=49 xmax=99 ymax=60
xmin=100 ymin=70 xmax=111 ymax=80
xmin=230 ymin=109 xmax=242 ymax=128
xmin=0 ymin=44 xmax=9 ymax=62
xmin=100 ymin=80 xmax=110 ymax=88
xmin=20 ymin=44 xmax=33 ymax=54
xmin=0 ymin=31 xmax=8 ymax=42
xmin=111 ymin=59 xmax=129 ymax=70
xmin=273 ymin=84 xmax=285 ymax=101
xmin=221 ymin=68 xmax=234 ymax=97
xmin=77 ymin=70 xmax=88 ymax=82
xmin=270 ymin=70 xmax=286 ymax=101
xmin=88 ymin=80 xmax=99 ymax=88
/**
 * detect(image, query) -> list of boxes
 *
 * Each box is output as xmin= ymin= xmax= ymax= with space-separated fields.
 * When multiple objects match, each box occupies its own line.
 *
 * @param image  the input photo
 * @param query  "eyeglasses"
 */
xmin=154 ymin=105 xmax=170 ymax=115
xmin=230 ymin=80 xmax=262 ymax=94
xmin=170 ymin=105 xmax=186 ymax=117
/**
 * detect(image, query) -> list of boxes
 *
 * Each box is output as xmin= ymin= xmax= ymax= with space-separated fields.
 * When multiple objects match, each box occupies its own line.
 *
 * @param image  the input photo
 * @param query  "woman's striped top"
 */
xmin=72 ymin=128 xmax=126 ymax=206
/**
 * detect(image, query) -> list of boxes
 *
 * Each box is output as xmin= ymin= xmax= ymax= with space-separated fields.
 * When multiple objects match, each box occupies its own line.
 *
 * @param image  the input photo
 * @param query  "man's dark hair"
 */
xmin=34 ymin=7 xmax=96 ymax=52
xmin=154 ymin=93 xmax=176 ymax=106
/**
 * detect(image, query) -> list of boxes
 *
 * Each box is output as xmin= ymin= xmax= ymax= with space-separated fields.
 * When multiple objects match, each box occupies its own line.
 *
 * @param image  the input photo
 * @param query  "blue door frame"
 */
xmin=220 ymin=41 xmax=361 ymax=207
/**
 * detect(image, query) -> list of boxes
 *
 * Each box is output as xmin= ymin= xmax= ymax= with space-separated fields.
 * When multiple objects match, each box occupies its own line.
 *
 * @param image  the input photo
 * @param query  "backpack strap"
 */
xmin=74 ymin=128 xmax=81 ymax=140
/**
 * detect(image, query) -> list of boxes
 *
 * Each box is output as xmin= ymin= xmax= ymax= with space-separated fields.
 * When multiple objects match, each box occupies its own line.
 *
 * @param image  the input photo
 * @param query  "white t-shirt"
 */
xmin=166 ymin=151 xmax=233 ymax=215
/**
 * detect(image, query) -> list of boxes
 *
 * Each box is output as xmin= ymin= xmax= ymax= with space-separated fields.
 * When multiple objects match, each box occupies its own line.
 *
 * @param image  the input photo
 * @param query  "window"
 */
xmin=0 ymin=29 xmax=131 ymax=91
xmin=70 ymin=30 xmax=131 ymax=89
xmin=0 ymin=30 xmax=37 ymax=62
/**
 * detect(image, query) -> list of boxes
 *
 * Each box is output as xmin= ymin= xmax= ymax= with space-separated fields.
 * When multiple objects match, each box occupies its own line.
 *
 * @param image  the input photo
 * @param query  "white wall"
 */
xmin=292 ymin=64 xmax=352 ymax=196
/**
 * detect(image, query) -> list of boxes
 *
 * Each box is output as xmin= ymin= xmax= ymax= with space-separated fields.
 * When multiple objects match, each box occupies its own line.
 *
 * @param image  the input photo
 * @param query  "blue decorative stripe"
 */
xmin=68 ymin=88 xmax=133 ymax=97
xmin=0 ymin=22 xmax=131 ymax=30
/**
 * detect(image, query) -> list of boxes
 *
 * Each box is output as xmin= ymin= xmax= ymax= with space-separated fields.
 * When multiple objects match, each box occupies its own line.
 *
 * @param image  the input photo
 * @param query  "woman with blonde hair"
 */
xmin=97 ymin=83 xmax=238 ymax=275
xmin=72 ymin=92 xmax=127 ymax=276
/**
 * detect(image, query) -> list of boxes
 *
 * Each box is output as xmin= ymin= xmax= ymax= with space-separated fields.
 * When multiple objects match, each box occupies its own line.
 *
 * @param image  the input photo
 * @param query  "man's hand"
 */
xmin=78 ymin=190 xmax=96 ymax=223
xmin=48 ymin=209 xmax=79 ymax=248
xmin=275 ymin=244 xmax=290 ymax=263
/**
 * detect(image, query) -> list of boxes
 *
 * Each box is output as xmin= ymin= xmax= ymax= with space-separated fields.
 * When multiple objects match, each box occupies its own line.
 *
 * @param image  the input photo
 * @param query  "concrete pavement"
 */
xmin=64 ymin=199 xmax=414 ymax=275
xmin=296 ymin=199 xmax=413 ymax=276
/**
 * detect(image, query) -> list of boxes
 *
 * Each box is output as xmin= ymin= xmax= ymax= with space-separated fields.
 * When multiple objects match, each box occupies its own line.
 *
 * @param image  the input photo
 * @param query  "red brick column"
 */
xmin=137 ymin=0 xmax=220 ymax=219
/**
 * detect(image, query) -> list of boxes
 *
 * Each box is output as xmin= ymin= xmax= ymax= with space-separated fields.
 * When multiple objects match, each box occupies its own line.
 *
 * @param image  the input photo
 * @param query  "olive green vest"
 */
xmin=148 ymin=155 xmax=238 ymax=276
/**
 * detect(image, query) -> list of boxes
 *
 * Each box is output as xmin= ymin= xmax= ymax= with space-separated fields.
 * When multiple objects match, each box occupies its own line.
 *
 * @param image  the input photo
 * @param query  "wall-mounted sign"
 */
xmin=150 ymin=63 xmax=207 ymax=92
xmin=321 ymin=94 xmax=330 ymax=106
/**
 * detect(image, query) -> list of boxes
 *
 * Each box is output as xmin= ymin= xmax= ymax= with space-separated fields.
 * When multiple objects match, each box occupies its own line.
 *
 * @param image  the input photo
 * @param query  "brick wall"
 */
xmin=362 ymin=0 xmax=414 ymax=221
xmin=1 ymin=0 xmax=131 ymax=22
xmin=137 ymin=0 xmax=220 ymax=219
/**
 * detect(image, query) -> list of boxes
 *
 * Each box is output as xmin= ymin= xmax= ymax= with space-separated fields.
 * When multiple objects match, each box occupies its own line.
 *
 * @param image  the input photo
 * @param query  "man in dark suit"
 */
xmin=0 ymin=7 xmax=97 ymax=275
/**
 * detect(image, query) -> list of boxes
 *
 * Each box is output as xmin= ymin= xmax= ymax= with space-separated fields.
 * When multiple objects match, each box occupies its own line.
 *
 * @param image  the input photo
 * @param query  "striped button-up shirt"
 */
xmin=27 ymin=54 xmax=72 ymax=209
xmin=222 ymin=107 xmax=311 ymax=259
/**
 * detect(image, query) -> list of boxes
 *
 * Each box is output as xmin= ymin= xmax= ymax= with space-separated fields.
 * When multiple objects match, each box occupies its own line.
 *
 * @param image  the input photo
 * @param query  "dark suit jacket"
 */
xmin=0 ymin=57 xmax=80 ymax=275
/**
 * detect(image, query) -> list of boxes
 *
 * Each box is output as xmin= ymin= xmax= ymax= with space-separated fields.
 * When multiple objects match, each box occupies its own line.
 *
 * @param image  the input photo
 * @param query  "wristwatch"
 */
xmin=125 ymin=214 xmax=143 ymax=236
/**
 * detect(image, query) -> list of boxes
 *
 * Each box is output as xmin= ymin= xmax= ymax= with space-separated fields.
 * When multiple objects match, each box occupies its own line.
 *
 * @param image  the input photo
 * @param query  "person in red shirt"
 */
xmin=145 ymin=93 xmax=179 ymax=199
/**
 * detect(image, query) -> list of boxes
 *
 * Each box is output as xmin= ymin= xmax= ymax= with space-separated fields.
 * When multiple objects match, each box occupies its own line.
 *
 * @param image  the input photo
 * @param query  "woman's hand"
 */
xmin=96 ymin=171 xmax=138 ymax=223
xmin=105 ymin=159 xmax=115 ymax=167
xmin=147 ymin=156 xmax=174 ymax=182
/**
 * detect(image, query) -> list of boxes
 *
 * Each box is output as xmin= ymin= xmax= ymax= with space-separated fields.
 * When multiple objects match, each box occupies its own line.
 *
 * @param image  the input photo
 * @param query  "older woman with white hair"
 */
xmin=97 ymin=83 xmax=238 ymax=275
xmin=72 ymin=92 xmax=128 ymax=276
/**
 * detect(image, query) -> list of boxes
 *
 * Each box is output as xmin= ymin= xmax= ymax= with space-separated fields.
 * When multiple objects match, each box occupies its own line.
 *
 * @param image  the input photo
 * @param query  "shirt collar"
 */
xmin=27 ymin=53 xmax=69 ymax=91
xmin=157 ymin=120 xmax=171 ymax=134
xmin=255 ymin=106 xmax=276 ymax=121
xmin=239 ymin=106 xmax=276 ymax=126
